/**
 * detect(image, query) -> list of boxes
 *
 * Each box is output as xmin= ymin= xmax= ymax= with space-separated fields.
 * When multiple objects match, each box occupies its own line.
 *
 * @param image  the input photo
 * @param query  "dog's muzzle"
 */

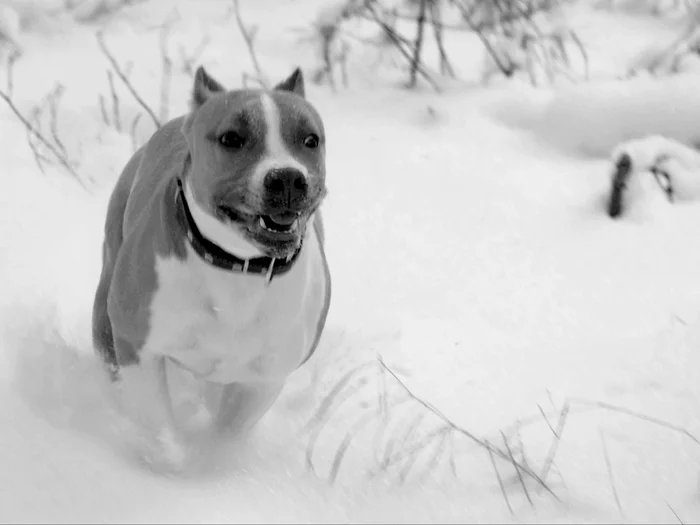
xmin=260 ymin=167 xmax=309 ymax=232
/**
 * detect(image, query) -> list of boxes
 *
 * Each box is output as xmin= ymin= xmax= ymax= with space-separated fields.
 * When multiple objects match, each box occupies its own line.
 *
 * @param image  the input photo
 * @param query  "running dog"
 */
xmin=92 ymin=66 xmax=331 ymax=467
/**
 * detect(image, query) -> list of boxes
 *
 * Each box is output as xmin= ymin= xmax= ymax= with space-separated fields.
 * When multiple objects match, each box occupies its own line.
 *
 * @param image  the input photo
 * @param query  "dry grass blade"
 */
xmin=666 ymin=501 xmax=685 ymax=524
xmin=397 ymin=424 xmax=448 ymax=485
xmin=448 ymin=431 xmax=458 ymax=478
xmin=375 ymin=425 xmax=448 ymax=478
xmin=327 ymin=411 xmax=378 ymax=485
xmin=600 ymin=429 xmax=623 ymax=517
xmin=377 ymin=410 xmax=427 ymax=474
xmin=6 ymin=51 xmax=17 ymax=98
xmin=487 ymin=440 xmax=514 ymax=515
xmin=303 ymin=361 xmax=376 ymax=434
xmin=130 ymin=113 xmax=142 ymax=152
xmin=501 ymin=431 xmax=532 ymax=506
xmin=537 ymin=402 xmax=570 ymax=491
xmin=377 ymin=356 xmax=558 ymax=500
xmin=107 ymin=70 xmax=121 ymax=132
xmin=372 ymin=396 xmax=413 ymax=467
xmin=98 ymin=94 xmax=110 ymax=126
xmin=47 ymin=85 xmax=68 ymax=156
xmin=569 ymin=398 xmax=700 ymax=445
xmin=304 ymin=362 xmax=377 ymax=474
xmin=537 ymin=403 xmax=558 ymax=437
xmin=417 ymin=426 xmax=451 ymax=484
xmin=569 ymin=30 xmax=589 ymax=79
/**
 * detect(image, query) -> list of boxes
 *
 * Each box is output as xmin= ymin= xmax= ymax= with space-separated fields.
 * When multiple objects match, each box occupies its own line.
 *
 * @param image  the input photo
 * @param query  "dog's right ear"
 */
xmin=274 ymin=67 xmax=305 ymax=98
xmin=192 ymin=66 xmax=225 ymax=109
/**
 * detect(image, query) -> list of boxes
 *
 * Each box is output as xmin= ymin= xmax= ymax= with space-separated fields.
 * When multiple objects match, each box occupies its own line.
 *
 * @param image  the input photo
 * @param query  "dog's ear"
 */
xmin=192 ymin=66 xmax=225 ymax=109
xmin=274 ymin=67 xmax=305 ymax=98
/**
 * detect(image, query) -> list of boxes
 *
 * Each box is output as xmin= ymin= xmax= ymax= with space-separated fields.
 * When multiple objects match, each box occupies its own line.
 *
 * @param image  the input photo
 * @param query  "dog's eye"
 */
xmin=303 ymin=134 xmax=319 ymax=149
xmin=218 ymin=131 xmax=245 ymax=150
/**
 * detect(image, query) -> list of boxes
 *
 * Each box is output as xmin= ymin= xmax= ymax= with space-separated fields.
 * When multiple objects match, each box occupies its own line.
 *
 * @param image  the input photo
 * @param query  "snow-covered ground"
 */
xmin=1 ymin=0 xmax=699 ymax=522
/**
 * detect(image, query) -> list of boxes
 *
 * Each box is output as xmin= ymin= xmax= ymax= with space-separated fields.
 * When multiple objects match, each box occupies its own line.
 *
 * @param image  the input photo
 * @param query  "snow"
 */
xmin=0 ymin=0 xmax=699 ymax=522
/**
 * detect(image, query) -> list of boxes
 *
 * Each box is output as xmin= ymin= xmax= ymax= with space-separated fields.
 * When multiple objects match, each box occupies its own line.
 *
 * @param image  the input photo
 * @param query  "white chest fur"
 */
xmin=143 ymin=228 xmax=326 ymax=385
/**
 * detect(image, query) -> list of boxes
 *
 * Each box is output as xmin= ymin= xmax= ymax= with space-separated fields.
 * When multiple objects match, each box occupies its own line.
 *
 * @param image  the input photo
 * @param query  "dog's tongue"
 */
xmin=268 ymin=212 xmax=297 ymax=226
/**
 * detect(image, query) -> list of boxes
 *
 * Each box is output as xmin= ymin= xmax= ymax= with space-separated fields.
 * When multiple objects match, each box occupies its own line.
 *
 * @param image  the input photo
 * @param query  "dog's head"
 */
xmin=181 ymin=66 xmax=326 ymax=258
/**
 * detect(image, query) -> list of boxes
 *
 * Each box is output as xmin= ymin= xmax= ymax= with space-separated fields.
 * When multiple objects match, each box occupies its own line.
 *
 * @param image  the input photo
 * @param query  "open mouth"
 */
xmin=258 ymin=212 xmax=300 ymax=234
xmin=218 ymin=204 xmax=303 ymax=256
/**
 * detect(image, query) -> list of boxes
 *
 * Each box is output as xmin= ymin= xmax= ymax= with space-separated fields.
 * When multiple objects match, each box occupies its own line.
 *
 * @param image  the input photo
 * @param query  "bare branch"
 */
xmin=98 ymin=94 xmax=110 ymax=127
xmin=158 ymin=17 xmax=174 ymax=123
xmin=130 ymin=113 xmax=142 ymax=153
xmin=364 ymin=1 xmax=441 ymax=91
xmin=178 ymin=35 xmax=211 ymax=76
xmin=408 ymin=0 xmax=428 ymax=88
xmin=96 ymin=30 xmax=161 ymax=129
xmin=47 ymin=85 xmax=68 ymax=156
xmin=107 ymin=70 xmax=122 ymax=132
xmin=232 ymin=0 xmax=268 ymax=89
xmin=0 ymin=89 xmax=87 ymax=190
xmin=6 ymin=50 xmax=18 ymax=98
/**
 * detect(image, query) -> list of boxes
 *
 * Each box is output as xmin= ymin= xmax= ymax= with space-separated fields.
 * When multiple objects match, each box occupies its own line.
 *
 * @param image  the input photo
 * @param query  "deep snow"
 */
xmin=0 ymin=0 xmax=699 ymax=522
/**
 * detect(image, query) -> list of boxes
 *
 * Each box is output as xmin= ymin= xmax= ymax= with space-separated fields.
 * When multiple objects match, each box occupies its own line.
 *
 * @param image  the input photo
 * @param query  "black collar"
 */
xmin=174 ymin=177 xmax=302 ymax=283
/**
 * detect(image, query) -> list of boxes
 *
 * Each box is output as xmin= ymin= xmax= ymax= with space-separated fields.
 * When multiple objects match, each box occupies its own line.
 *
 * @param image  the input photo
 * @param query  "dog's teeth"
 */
xmin=259 ymin=217 xmax=267 ymax=229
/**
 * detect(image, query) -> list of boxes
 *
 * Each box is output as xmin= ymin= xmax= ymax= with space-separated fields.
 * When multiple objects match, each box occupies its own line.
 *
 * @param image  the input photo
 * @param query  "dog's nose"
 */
xmin=263 ymin=167 xmax=308 ymax=209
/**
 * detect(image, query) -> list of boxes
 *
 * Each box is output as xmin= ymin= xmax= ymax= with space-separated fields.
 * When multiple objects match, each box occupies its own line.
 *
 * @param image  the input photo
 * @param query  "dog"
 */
xmin=91 ymin=66 xmax=331 ymax=467
xmin=606 ymin=135 xmax=700 ymax=219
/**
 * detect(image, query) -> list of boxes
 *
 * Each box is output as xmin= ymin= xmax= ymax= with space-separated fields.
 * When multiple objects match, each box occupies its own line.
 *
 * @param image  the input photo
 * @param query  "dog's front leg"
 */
xmin=116 ymin=354 xmax=185 ymax=469
xmin=215 ymin=381 xmax=285 ymax=437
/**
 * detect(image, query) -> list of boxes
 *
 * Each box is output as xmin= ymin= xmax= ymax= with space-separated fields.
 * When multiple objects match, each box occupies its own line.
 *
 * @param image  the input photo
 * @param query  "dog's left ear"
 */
xmin=274 ymin=67 xmax=305 ymax=98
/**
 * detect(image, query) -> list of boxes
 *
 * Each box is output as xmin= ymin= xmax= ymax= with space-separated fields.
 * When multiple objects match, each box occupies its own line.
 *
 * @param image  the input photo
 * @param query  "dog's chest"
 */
xmin=144 ymin=245 xmax=322 ymax=384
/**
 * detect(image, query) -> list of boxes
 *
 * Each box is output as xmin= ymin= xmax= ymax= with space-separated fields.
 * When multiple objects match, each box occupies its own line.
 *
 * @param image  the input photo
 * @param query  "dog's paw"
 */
xmin=134 ymin=426 xmax=188 ymax=474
